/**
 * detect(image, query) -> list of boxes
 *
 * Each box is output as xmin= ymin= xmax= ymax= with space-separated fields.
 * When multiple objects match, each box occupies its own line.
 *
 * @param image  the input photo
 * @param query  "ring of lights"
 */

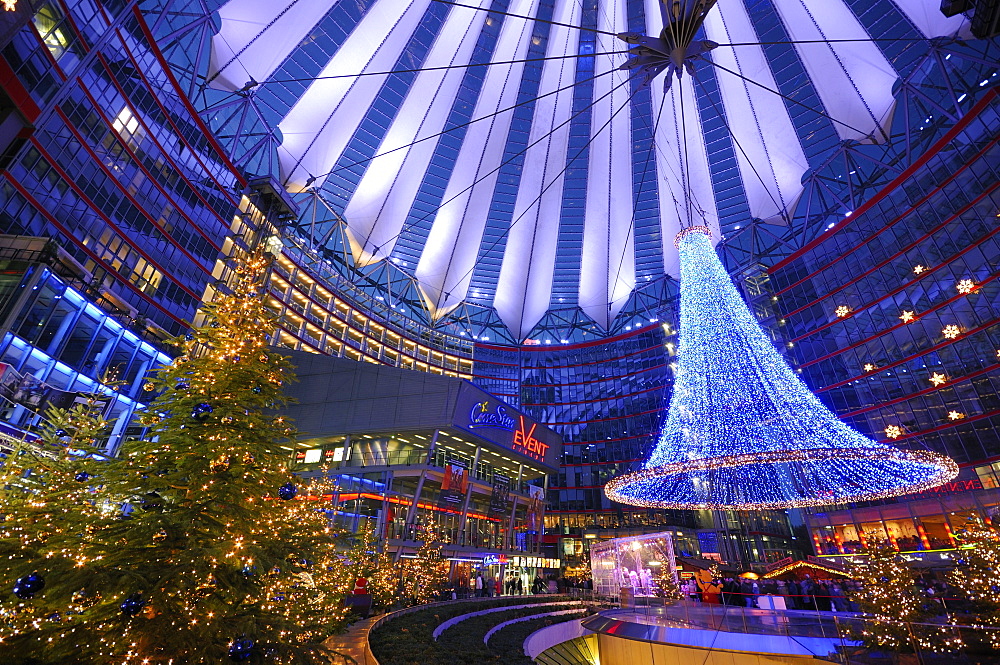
xmin=673 ymin=225 xmax=713 ymax=248
xmin=604 ymin=447 xmax=958 ymax=510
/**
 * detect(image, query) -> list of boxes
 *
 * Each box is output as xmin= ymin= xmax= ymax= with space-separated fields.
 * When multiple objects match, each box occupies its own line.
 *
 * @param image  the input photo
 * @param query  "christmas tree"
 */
xmin=348 ymin=524 xmax=397 ymax=610
xmin=947 ymin=516 xmax=1000 ymax=648
xmin=0 ymin=400 xmax=114 ymax=639
xmin=397 ymin=540 xmax=450 ymax=605
xmin=846 ymin=540 xmax=961 ymax=653
xmin=0 ymin=253 xmax=352 ymax=664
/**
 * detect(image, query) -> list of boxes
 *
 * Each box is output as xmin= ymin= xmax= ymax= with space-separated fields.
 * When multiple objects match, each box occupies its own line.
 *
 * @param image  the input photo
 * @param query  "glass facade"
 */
xmin=475 ymin=323 xmax=800 ymax=566
xmin=291 ymin=429 xmax=549 ymax=559
xmin=770 ymin=90 xmax=1000 ymax=557
xmin=0 ymin=0 xmax=242 ymax=338
xmin=0 ymin=246 xmax=171 ymax=451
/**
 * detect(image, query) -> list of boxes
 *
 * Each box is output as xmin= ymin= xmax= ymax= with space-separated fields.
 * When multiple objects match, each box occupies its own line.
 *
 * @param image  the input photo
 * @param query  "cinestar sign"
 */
xmin=468 ymin=401 xmax=517 ymax=433
xmin=454 ymin=384 xmax=560 ymax=468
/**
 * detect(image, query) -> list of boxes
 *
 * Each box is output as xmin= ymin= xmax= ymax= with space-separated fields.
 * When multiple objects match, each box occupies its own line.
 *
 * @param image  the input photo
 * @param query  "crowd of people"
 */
xmin=682 ymin=575 xmax=862 ymax=611
xmin=680 ymin=574 xmax=954 ymax=614
xmin=452 ymin=572 xmax=592 ymax=599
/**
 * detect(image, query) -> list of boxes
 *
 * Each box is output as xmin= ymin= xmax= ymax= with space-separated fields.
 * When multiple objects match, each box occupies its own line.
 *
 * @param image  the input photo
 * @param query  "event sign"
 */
xmin=454 ymin=384 xmax=560 ymax=467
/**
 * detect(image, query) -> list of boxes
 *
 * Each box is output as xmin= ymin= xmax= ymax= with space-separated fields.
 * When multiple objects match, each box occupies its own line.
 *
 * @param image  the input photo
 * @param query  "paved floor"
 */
xmin=324 ymin=615 xmax=383 ymax=665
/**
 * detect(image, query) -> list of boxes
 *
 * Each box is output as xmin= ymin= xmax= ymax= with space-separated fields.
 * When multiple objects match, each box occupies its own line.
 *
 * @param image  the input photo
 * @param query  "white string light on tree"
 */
xmin=605 ymin=227 xmax=957 ymax=510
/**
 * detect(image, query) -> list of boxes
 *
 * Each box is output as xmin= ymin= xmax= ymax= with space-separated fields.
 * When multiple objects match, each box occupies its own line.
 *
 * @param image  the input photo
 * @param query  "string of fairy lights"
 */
xmin=605 ymin=226 xmax=957 ymax=510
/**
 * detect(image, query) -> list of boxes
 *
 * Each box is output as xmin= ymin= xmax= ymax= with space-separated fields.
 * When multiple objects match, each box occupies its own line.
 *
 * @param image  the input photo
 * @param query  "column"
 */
xmin=457 ymin=446 xmax=482 ymax=546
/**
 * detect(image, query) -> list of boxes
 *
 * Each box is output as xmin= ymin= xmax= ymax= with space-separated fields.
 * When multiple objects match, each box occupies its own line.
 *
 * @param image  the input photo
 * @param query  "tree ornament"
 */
xmin=191 ymin=403 xmax=213 ymax=420
xmin=277 ymin=482 xmax=297 ymax=500
xmin=211 ymin=456 xmax=231 ymax=473
xmin=241 ymin=564 xmax=257 ymax=577
xmin=143 ymin=382 xmax=155 ymax=391
xmin=258 ymin=354 xmax=268 ymax=363
xmin=228 ymin=635 xmax=254 ymax=662
xmin=140 ymin=492 xmax=162 ymax=511
xmin=243 ymin=452 xmax=255 ymax=465
xmin=54 ymin=429 xmax=69 ymax=437
xmin=251 ymin=386 xmax=262 ymax=394
xmin=184 ymin=332 xmax=194 ymax=341
xmin=194 ymin=580 xmax=216 ymax=598
xmin=74 ymin=471 xmax=90 ymax=482
xmin=13 ymin=573 xmax=45 ymax=599
xmin=120 ymin=593 xmax=146 ymax=617
xmin=153 ymin=529 xmax=168 ymax=543
xmin=175 ymin=381 xmax=190 ymax=391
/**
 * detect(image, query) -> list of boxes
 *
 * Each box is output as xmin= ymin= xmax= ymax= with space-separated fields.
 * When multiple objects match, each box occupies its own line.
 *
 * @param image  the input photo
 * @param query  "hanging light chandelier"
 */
xmin=605 ymin=226 xmax=957 ymax=510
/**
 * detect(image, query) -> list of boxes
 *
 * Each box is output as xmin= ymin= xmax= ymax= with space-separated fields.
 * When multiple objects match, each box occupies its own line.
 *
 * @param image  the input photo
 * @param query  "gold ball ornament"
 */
xmin=211 ymin=456 xmax=231 ymax=473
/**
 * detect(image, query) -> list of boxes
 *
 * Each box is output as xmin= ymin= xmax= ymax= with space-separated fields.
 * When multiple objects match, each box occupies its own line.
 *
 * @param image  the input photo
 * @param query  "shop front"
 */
xmin=807 ymin=474 xmax=1000 ymax=565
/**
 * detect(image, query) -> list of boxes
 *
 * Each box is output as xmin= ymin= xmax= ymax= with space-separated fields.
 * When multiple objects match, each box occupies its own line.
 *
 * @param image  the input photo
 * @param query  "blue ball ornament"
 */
xmin=191 ymin=403 xmax=213 ymax=420
xmin=54 ymin=429 xmax=68 ymax=437
xmin=74 ymin=471 xmax=90 ymax=482
xmin=175 ymin=381 xmax=190 ymax=391
xmin=229 ymin=636 xmax=254 ymax=662
xmin=184 ymin=332 xmax=194 ymax=341
xmin=140 ymin=492 xmax=162 ymax=511
xmin=277 ymin=482 xmax=297 ymax=501
xmin=120 ymin=593 xmax=145 ymax=617
xmin=13 ymin=573 xmax=45 ymax=599
xmin=252 ymin=386 xmax=262 ymax=394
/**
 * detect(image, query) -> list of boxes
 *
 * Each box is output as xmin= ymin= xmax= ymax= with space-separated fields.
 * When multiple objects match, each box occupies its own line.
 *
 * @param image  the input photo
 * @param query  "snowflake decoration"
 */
xmin=929 ymin=372 xmax=948 ymax=387
xmin=864 ymin=363 xmax=876 ymax=372
xmin=957 ymin=279 xmax=976 ymax=294
xmin=3 ymin=0 xmax=15 ymax=10
xmin=899 ymin=310 xmax=916 ymax=323
xmin=948 ymin=411 xmax=965 ymax=421
xmin=942 ymin=325 xmax=961 ymax=339
xmin=885 ymin=425 xmax=903 ymax=439
xmin=913 ymin=265 xmax=926 ymax=275
xmin=835 ymin=305 xmax=850 ymax=317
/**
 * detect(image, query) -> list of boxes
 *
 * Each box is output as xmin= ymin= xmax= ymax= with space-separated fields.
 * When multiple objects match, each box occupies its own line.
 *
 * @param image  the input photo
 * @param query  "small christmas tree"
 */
xmin=397 ymin=541 xmax=449 ymax=605
xmin=349 ymin=524 xmax=397 ymax=609
xmin=0 ymin=253 xmax=352 ymax=664
xmin=947 ymin=516 xmax=1000 ymax=648
xmin=846 ymin=540 xmax=961 ymax=653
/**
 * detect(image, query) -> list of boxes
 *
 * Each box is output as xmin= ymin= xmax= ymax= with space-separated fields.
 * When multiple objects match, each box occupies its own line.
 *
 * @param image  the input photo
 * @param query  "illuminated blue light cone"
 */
xmin=605 ymin=226 xmax=957 ymax=510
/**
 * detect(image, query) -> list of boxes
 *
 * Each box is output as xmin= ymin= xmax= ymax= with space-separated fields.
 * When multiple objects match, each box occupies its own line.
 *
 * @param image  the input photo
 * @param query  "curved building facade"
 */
xmin=770 ymin=91 xmax=1000 ymax=562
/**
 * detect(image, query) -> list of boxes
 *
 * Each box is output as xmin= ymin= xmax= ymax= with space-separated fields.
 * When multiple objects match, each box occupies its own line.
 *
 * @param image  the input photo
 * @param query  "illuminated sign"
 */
xmin=482 ymin=554 xmax=508 ymax=566
xmin=513 ymin=417 xmax=549 ymax=463
xmin=468 ymin=400 xmax=516 ymax=432
xmin=454 ymin=384 xmax=561 ymax=468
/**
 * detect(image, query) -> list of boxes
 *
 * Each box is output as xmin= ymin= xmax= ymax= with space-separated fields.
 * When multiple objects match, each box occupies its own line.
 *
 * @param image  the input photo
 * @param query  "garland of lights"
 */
xmin=605 ymin=227 xmax=957 ymax=510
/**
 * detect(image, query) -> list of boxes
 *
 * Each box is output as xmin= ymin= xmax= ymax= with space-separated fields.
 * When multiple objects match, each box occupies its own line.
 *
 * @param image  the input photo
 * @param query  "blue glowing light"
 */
xmin=605 ymin=227 xmax=957 ymax=510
